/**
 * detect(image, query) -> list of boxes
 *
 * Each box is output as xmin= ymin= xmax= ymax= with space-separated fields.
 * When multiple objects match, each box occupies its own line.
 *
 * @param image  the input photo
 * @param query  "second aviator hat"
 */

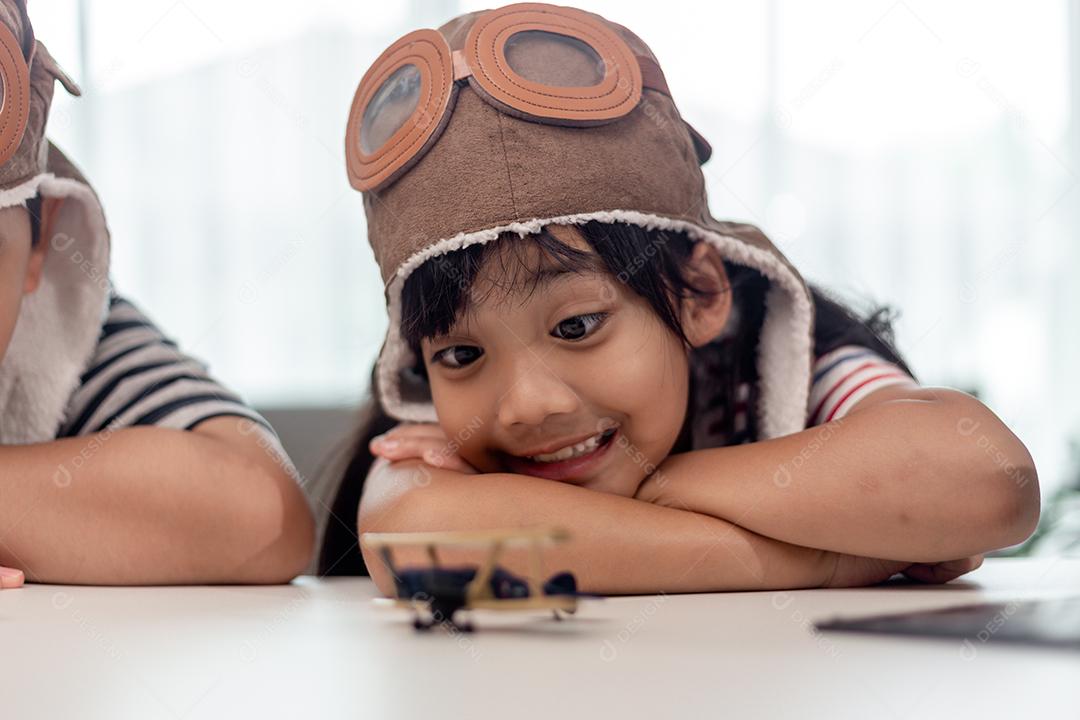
xmin=0 ymin=0 xmax=114 ymax=444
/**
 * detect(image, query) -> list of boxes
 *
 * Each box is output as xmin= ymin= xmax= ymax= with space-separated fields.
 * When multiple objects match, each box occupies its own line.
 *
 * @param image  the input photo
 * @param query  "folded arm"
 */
xmin=0 ymin=417 xmax=315 ymax=585
xmin=358 ymin=456 xmax=844 ymax=596
xmin=636 ymin=386 xmax=1040 ymax=562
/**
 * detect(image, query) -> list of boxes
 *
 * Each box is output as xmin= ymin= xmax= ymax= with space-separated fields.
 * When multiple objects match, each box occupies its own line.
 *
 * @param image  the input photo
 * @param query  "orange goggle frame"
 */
xmin=0 ymin=21 xmax=30 ymax=166
xmin=345 ymin=2 xmax=710 ymax=192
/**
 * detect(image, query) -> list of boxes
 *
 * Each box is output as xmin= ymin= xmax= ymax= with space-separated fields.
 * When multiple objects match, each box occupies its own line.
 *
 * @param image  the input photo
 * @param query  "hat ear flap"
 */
xmin=33 ymin=42 xmax=80 ymax=97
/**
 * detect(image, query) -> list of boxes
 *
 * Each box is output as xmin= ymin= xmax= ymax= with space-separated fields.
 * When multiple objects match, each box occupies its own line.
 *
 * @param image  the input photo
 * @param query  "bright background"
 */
xmin=32 ymin=1 xmax=1080 ymax=525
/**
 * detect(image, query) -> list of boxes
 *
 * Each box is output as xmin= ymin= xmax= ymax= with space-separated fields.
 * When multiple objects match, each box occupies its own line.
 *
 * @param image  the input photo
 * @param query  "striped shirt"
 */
xmin=58 ymin=294 xmax=276 ymax=440
xmin=691 ymin=343 xmax=915 ymax=449
xmin=807 ymin=344 xmax=915 ymax=426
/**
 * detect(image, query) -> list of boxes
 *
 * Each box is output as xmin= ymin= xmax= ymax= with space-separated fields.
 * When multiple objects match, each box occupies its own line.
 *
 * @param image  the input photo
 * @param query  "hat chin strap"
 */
xmin=378 ymin=209 xmax=814 ymax=440
xmin=0 ymin=173 xmax=110 ymax=444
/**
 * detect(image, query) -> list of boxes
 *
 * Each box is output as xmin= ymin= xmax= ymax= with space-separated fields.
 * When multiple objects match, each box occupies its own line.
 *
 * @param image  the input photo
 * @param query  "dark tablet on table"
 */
xmin=815 ymin=596 xmax=1080 ymax=650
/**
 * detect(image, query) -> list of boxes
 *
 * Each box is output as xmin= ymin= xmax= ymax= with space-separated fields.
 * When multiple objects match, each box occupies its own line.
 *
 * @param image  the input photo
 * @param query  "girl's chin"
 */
xmin=494 ymin=458 xmax=639 ymax=498
xmin=581 ymin=469 xmax=641 ymax=498
xmin=495 ymin=459 xmax=598 ymax=486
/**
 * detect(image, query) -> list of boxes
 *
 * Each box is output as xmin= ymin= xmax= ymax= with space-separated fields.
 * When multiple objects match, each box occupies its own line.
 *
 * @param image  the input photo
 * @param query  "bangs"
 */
xmin=398 ymin=220 xmax=729 ymax=384
xmin=400 ymin=226 xmax=601 ymax=350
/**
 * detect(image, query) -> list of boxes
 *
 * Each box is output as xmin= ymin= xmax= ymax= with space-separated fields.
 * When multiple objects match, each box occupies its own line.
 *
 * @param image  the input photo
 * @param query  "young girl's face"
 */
xmin=419 ymin=226 xmax=729 ymax=497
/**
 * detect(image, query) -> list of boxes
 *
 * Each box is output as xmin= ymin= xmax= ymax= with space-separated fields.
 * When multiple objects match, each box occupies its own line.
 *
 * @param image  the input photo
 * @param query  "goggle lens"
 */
xmin=503 ymin=29 xmax=605 ymax=89
xmin=359 ymin=63 xmax=423 ymax=156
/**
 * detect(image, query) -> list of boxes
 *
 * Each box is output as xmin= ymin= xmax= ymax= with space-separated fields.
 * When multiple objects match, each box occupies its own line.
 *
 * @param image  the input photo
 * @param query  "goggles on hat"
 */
xmin=0 ymin=20 xmax=29 ymax=166
xmin=345 ymin=2 xmax=710 ymax=192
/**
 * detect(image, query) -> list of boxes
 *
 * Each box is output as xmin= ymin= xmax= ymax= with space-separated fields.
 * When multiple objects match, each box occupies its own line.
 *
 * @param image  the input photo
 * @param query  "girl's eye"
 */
xmin=552 ymin=312 xmax=609 ymax=341
xmin=432 ymin=345 xmax=484 ymax=369
xmin=431 ymin=313 xmax=607 ymax=368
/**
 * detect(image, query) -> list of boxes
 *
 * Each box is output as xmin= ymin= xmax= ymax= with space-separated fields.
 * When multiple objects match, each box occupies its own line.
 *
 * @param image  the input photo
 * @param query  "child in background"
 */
xmin=0 ymin=0 xmax=313 ymax=588
xmin=323 ymin=3 xmax=1038 ymax=593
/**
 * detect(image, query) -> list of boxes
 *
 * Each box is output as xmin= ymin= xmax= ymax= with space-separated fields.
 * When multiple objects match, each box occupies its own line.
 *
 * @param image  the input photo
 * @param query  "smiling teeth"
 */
xmin=527 ymin=431 xmax=607 ymax=463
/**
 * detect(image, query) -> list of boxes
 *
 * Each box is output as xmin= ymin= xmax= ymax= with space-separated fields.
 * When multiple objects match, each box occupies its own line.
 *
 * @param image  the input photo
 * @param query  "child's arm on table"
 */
xmin=635 ymin=385 xmax=1040 ymax=563
xmin=0 ymin=417 xmax=314 ymax=585
xmin=358 ymin=455 xmax=849 ymax=596
xmin=361 ymin=422 xmax=981 ymax=596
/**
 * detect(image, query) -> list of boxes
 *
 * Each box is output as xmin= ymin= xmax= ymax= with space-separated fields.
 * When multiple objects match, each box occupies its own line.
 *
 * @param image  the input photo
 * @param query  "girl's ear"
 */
xmin=22 ymin=197 xmax=64 ymax=295
xmin=679 ymin=240 xmax=732 ymax=348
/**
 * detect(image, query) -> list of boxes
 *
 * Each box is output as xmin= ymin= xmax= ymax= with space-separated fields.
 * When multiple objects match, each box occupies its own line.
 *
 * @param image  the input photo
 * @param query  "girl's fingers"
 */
xmin=0 ymin=566 xmax=25 ymax=589
xmin=372 ymin=424 xmax=479 ymax=473
xmin=377 ymin=423 xmax=447 ymax=442
xmin=370 ymin=434 xmax=447 ymax=457
xmin=932 ymin=555 xmax=983 ymax=577
xmin=369 ymin=435 xmax=478 ymax=474
xmin=369 ymin=436 xmax=424 ymax=457
xmin=902 ymin=555 xmax=984 ymax=584
xmin=422 ymin=448 xmax=478 ymax=474
xmin=901 ymin=564 xmax=943 ymax=583
xmin=370 ymin=425 xmax=449 ymax=450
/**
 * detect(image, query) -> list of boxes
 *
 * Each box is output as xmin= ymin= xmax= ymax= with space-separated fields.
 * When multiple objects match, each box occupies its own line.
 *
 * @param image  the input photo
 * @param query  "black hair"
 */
xmin=319 ymin=221 xmax=914 ymax=575
xmin=27 ymin=193 xmax=43 ymax=247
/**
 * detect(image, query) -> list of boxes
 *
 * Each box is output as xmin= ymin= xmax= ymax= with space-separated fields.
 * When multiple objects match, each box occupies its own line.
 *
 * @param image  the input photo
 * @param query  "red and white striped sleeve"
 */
xmin=806 ymin=345 xmax=916 ymax=426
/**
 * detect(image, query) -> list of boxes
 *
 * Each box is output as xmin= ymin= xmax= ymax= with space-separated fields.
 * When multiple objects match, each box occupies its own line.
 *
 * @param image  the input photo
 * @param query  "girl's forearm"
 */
xmin=640 ymin=390 xmax=1039 ymax=562
xmin=358 ymin=459 xmax=835 ymax=595
xmin=0 ymin=426 xmax=313 ymax=584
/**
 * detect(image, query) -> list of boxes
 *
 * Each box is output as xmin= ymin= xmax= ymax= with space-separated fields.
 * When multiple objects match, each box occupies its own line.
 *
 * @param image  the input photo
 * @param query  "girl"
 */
xmin=323 ymin=3 xmax=1039 ymax=593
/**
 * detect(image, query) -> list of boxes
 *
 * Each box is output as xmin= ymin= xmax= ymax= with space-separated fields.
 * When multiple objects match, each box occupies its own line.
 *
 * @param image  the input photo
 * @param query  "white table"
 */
xmin=2 ymin=558 xmax=1078 ymax=719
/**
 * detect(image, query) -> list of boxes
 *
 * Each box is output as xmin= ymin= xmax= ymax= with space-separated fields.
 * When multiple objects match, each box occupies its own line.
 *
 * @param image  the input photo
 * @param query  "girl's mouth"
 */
xmin=502 ymin=427 xmax=619 ymax=481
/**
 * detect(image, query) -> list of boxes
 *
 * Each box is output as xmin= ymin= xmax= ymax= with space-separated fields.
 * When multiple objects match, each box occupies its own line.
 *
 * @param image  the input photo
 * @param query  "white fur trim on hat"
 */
xmin=377 ymin=210 xmax=813 ymax=440
xmin=0 ymin=172 xmax=111 ymax=444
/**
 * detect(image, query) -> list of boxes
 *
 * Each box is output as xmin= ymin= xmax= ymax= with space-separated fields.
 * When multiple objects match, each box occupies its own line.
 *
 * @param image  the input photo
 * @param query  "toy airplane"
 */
xmin=361 ymin=526 xmax=598 ymax=632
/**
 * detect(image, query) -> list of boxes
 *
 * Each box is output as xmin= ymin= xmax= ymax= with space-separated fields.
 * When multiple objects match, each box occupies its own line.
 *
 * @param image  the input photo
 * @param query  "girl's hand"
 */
xmin=823 ymin=553 xmax=984 ymax=588
xmin=0 ymin=565 xmax=25 ymax=589
xmin=633 ymin=471 xmax=663 ymax=504
xmin=899 ymin=554 xmax=985 ymax=584
xmin=369 ymin=423 xmax=479 ymax=475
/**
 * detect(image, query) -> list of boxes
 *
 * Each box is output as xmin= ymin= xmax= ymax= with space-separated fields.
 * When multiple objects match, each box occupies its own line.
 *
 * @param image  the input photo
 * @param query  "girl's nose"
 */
xmin=495 ymin=360 xmax=580 ymax=428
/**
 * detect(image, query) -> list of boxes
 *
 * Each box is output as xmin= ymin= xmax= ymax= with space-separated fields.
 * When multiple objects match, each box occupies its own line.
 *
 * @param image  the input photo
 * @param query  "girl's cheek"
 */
xmin=594 ymin=320 xmax=689 ymax=457
xmin=587 ymin=323 xmax=681 ymax=408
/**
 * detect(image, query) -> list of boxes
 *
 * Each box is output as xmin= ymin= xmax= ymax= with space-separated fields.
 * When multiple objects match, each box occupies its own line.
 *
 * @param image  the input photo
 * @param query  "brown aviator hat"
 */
xmin=345 ymin=2 xmax=815 ymax=440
